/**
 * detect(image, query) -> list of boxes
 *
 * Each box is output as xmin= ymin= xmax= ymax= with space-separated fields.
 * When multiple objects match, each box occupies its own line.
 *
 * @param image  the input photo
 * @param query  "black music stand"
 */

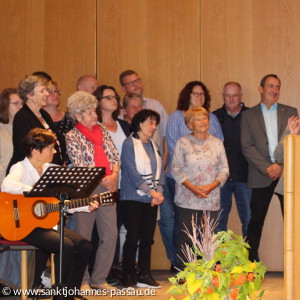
xmin=26 ymin=166 xmax=106 ymax=297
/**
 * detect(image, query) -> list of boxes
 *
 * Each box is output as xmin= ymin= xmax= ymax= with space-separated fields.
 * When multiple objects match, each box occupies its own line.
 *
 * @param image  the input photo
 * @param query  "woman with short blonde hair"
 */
xmin=184 ymin=106 xmax=210 ymax=125
xmin=171 ymin=107 xmax=229 ymax=271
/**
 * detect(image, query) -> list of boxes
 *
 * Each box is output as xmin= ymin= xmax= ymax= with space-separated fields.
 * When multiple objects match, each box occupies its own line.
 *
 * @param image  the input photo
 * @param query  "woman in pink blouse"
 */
xmin=171 ymin=107 xmax=229 ymax=271
xmin=65 ymin=91 xmax=119 ymax=291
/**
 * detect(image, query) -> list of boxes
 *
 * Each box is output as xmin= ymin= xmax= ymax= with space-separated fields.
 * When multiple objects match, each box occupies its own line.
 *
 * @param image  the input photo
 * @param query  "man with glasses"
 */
xmin=213 ymin=82 xmax=251 ymax=238
xmin=119 ymin=70 xmax=168 ymax=163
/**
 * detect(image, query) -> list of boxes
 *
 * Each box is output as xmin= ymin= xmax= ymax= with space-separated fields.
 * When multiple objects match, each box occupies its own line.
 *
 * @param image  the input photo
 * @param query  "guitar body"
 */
xmin=0 ymin=192 xmax=59 ymax=241
xmin=0 ymin=190 xmax=118 ymax=241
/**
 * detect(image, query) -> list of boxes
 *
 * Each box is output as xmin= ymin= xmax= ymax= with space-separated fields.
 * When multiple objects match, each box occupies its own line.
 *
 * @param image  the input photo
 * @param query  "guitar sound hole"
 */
xmin=33 ymin=201 xmax=47 ymax=218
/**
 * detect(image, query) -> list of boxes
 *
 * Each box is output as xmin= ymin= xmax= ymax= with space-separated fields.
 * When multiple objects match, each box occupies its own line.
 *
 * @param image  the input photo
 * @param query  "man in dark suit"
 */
xmin=241 ymin=74 xmax=298 ymax=261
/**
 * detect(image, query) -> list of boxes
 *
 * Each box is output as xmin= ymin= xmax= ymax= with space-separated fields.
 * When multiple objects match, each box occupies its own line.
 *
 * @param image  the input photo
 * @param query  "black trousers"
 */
xmin=23 ymin=227 xmax=92 ymax=289
xmin=246 ymin=180 xmax=283 ymax=262
xmin=121 ymin=201 xmax=157 ymax=276
xmin=175 ymin=206 xmax=218 ymax=271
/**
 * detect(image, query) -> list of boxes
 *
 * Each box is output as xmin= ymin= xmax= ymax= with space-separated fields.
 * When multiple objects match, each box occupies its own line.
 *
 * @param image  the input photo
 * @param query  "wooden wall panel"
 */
xmin=201 ymin=0 xmax=300 ymax=113
xmin=201 ymin=0 xmax=300 ymax=271
xmin=284 ymin=135 xmax=300 ymax=298
xmin=250 ymin=0 xmax=300 ymax=114
xmin=44 ymin=0 xmax=96 ymax=110
xmin=0 ymin=0 xmax=96 ymax=110
xmin=200 ymin=0 xmax=254 ymax=110
xmin=0 ymin=0 xmax=45 ymax=90
xmin=97 ymin=0 xmax=200 ymax=114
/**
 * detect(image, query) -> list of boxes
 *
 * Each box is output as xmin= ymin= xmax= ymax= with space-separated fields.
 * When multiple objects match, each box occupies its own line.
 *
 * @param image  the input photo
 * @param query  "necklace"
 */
xmin=104 ymin=122 xmax=117 ymax=129
xmin=34 ymin=112 xmax=42 ymax=118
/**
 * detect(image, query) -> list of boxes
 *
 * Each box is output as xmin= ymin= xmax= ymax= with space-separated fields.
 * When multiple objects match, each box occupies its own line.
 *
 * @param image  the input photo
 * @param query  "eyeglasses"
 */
xmin=122 ymin=78 xmax=142 ymax=87
xmin=10 ymin=101 xmax=24 ymax=107
xmin=47 ymin=89 xmax=61 ymax=96
xmin=101 ymin=95 xmax=117 ymax=100
xmin=192 ymin=91 xmax=205 ymax=97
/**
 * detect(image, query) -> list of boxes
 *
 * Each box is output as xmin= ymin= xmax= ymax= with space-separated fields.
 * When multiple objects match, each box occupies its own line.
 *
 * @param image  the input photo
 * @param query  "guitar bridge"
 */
xmin=13 ymin=199 xmax=20 ymax=228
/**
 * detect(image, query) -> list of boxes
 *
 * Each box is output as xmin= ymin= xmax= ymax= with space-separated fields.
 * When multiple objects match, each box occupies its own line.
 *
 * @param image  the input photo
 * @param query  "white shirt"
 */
xmin=1 ymin=157 xmax=89 ymax=213
xmin=261 ymin=102 xmax=278 ymax=163
xmin=106 ymin=121 xmax=126 ymax=188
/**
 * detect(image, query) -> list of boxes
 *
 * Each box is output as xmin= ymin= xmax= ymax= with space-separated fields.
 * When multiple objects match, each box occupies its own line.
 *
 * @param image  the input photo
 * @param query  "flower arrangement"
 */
xmin=168 ymin=213 xmax=266 ymax=300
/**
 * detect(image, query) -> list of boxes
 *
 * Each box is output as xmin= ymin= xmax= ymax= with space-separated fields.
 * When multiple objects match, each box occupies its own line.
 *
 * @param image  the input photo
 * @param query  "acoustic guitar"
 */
xmin=0 ymin=191 xmax=118 ymax=241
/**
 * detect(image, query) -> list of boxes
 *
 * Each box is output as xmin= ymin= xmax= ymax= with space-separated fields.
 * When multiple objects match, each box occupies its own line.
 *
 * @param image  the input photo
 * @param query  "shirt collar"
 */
xmin=260 ymin=102 xmax=278 ymax=112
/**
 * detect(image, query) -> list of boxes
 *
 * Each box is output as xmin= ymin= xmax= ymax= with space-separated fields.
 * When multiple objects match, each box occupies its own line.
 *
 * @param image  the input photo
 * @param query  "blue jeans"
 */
xmin=217 ymin=180 xmax=252 ymax=237
xmin=157 ymin=176 xmax=178 ymax=266
xmin=66 ymin=214 xmax=74 ymax=230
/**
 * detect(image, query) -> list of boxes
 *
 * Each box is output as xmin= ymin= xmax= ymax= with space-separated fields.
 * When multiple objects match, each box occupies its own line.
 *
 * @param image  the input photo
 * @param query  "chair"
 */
xmin=0 ymin=239 xmax=55 ymax=300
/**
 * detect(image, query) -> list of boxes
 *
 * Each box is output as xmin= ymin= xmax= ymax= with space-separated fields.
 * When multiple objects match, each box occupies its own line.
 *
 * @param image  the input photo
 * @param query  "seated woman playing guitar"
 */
xmin=1 ymin=128 xmax=99 ymax=299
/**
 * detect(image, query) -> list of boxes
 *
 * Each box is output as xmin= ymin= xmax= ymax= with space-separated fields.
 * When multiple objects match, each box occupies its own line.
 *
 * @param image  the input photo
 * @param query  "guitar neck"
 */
xmin=45 ymin=192 xmax=116 ymax=213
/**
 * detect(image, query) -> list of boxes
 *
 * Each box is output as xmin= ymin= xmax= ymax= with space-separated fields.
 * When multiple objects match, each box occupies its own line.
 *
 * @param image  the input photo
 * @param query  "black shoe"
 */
xmin=170 ymin=264 xmax=177 ymax=273
xmin=122 ymin=274 xmax=137 ymax=288
xmin=106 ymin=277 xmax=119 ymax=286
xmin=111 ymin=262 xmax=123 ymax=281
xmin=136 ymin=273 xmax=161 ymax=289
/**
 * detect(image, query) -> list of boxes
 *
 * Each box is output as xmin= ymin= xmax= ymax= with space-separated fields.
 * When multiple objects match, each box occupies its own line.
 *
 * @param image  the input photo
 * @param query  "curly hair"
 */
xmin=177 ymin=81 xmax=211 ymax=111
xmin=67 ymin=91 xmax=98 ymax=122
xmin=93 ymin=85 xmax=121 ymax=122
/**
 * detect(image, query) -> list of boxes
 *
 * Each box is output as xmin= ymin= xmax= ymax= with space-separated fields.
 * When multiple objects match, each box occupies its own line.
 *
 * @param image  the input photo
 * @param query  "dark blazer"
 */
xmin=241 ymin=102 xmax=298 ymax=188
xmin=117 ymin=118 xmax=131 ymax=137
xmin=7 ymin=104 xmax=66 ymax=173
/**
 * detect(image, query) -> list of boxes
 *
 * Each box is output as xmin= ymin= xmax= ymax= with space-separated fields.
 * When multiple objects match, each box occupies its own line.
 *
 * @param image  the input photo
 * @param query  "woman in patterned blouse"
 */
xmin=171 ymin=107 xmax=229 ymax=271
xmin=65 ymin=91 xmax=119 ymax=291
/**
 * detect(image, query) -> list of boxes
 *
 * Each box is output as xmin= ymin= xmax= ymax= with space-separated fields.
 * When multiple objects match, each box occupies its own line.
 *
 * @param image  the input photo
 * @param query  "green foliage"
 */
xmin=168 ymin=230 xmax=266 ymax=300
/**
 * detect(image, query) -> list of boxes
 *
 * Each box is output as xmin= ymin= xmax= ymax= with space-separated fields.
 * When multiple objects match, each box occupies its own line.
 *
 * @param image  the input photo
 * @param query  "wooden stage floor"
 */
xmin=85 ymin=271 xmax=283 ymax=300
xmin=3 ymin=270 xmax=283 ymax=300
